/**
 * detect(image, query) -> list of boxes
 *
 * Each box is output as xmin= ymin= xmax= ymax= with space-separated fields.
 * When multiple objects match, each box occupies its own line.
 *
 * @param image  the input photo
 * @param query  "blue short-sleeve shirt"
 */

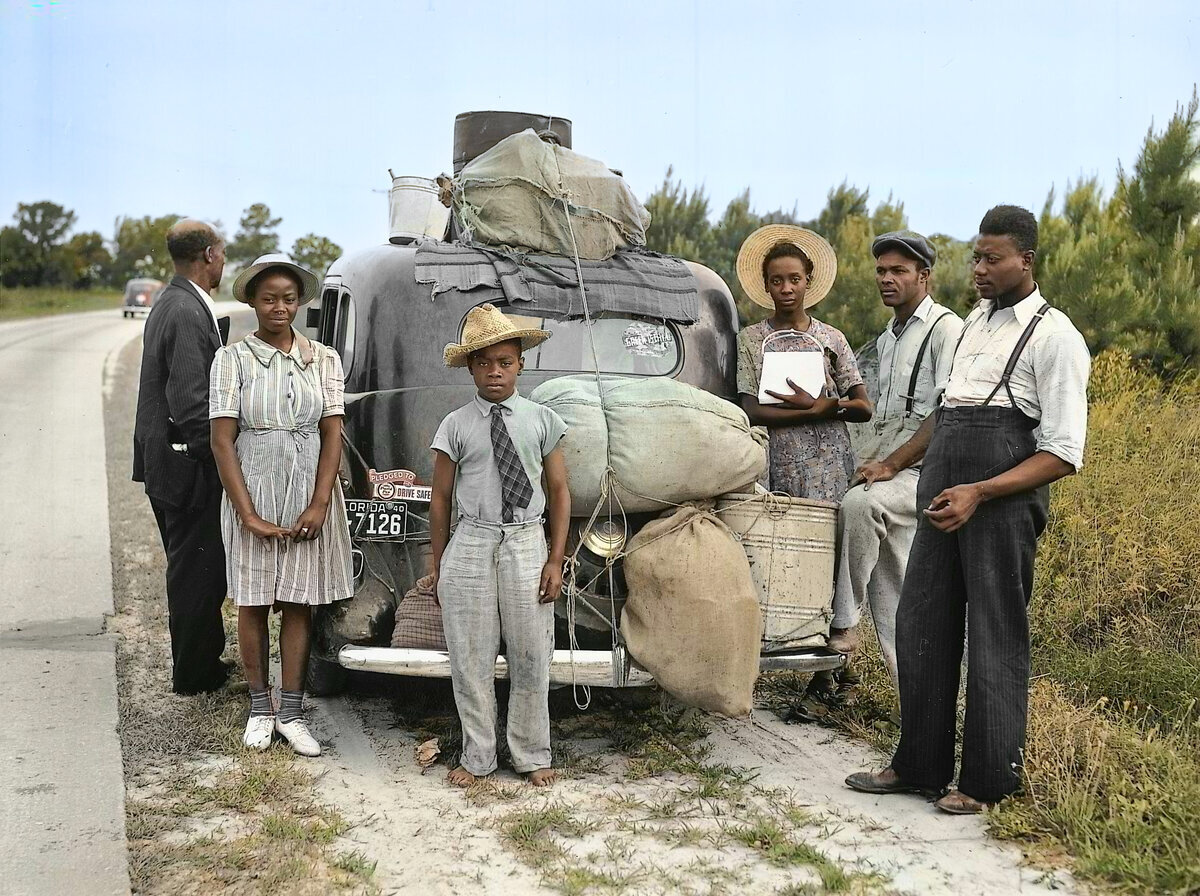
xmin=431 ymin=392 xmax=567 ymax=524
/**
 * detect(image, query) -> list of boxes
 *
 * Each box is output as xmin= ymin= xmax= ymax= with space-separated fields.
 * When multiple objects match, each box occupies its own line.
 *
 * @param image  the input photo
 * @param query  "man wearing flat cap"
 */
xmin=848 ymin=206 xmax=1090 ymax=814
xmin=829 ymin=231 xmax=962 ymax=698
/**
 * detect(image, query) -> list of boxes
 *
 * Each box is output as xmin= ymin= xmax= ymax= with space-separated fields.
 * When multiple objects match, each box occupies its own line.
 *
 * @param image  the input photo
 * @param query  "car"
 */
xmin=304 ymin=111 xmax=845 ymax=696
xmin=122 ymin=278 xmax=164 ymax=318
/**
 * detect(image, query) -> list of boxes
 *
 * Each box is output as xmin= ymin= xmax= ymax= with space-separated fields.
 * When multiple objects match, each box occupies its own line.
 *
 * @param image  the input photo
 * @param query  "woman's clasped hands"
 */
xmin=241 ymin=501 xmax=327 ymax=547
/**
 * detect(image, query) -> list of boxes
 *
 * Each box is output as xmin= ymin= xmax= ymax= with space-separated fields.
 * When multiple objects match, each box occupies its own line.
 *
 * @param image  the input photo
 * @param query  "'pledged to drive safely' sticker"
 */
xmin=367 ymin=468 xmax=433 ymax=503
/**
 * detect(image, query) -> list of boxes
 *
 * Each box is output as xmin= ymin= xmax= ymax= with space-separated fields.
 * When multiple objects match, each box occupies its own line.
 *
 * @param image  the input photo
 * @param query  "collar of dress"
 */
xmin=244 ymin=329 xmax=315 ymax=369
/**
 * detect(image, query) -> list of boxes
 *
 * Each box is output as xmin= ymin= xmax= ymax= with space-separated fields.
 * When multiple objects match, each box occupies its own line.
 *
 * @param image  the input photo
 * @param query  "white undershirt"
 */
xmin=187 ymin=278 xmax=221 ymax=335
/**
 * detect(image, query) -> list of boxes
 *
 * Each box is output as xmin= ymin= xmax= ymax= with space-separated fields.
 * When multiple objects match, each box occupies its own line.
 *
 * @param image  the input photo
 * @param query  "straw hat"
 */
xmin=443 ymin=303 xmax=551 ymax=368
xmin=232 ymin=254 xmax=320 ymax=306
xmin=735 ymin=225 xmax=838 ymax=310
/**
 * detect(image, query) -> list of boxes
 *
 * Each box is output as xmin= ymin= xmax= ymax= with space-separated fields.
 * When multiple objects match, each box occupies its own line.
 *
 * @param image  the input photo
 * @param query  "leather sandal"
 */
xmin=844 ymin=767 xmax=940 ymax=797
xmin=934 ymin=789 xmax=990 ymax=815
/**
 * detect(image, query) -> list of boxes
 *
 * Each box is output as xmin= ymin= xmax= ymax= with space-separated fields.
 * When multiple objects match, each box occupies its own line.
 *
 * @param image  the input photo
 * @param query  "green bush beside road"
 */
xmin=0 ymin=285 xmax=123 ymax=321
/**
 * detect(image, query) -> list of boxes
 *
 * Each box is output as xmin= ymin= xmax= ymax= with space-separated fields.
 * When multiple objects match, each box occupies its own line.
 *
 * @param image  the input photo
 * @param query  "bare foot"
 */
xmin=447 ymin=766 xmax=477 ymax=788
xmin=526 ymin=767 xmax=557 ymax=787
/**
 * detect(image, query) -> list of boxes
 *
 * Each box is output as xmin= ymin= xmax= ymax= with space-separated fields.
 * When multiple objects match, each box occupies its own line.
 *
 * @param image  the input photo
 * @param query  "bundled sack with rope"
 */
xmin=447 ymin=130 xmax=651 ymax=260
xmin=620 ymin=505 xmax=762 ymax=717
xmin=529 ymin=375 xmax=767 ymax=516
xmin=390 ymin=574 xmax=447 ymax=651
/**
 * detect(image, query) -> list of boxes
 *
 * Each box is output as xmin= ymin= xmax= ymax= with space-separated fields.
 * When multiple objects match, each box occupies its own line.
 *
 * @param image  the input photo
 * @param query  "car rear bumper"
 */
xmin=337 ymin=644 xmax=844 ymax=688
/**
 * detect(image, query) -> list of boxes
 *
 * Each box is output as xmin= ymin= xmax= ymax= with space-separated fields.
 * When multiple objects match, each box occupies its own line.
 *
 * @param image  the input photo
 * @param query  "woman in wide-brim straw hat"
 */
xmin=734 ymin=225 xmax=872 ymax=502
xmin=735 ymin=226 xmax=873 ymax=713
xmin=210 ymin=254 xmax=353 ymax=758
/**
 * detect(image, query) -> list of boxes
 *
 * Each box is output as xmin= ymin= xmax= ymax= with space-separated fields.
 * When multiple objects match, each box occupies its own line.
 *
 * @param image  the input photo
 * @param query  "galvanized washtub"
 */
xmin=716 ymin=492 xmax=838 ymax=650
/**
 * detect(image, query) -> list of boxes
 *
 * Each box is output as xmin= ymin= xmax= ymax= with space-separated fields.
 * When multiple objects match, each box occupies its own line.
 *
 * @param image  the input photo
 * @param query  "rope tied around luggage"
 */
xmin=537 ymin=147 xmax=781 ymax=708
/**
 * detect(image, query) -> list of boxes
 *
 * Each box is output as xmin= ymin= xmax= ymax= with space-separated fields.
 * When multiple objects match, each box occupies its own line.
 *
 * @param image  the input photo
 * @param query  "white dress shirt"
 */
xmin=943 ymin=286 xmax=1090 ymax=470
xmin=875 ymin=295 xmax=964 ymax=423
xmin=187 ymin=278 xmax=222 ymax=335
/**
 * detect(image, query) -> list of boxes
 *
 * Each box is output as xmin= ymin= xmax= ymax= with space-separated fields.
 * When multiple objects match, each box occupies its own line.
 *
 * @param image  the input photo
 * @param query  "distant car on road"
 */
xmin=121 ymin=278 xmax=164 ymax=318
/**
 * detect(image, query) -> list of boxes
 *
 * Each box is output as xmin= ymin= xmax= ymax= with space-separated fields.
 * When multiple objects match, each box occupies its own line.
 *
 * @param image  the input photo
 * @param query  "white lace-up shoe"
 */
xmin=243 ymin=715 xmax=275 ymax=750
xmin=275 ymin=717 xmax=321 ymax=757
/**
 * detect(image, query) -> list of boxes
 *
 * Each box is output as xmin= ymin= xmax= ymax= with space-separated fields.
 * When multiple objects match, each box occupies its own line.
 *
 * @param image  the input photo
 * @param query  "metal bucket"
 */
xmin=715 ymin=492 xmax=838 ymax=650
xmin=388 ymin=176 xmax=450 ymax=244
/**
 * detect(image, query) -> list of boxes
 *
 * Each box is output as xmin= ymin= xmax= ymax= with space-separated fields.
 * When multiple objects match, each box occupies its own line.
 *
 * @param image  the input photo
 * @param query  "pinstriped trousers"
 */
xmin=438 ymin=518 xmax=554 ymax=776
xmin=151 ymin=482 xmax=228 ymax=694
xmin=891 ymin=407 xmax=1048 ymax=803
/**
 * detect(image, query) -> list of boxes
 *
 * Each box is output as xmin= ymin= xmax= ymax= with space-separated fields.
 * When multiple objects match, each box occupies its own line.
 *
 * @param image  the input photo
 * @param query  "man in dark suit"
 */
xmin=133 ymin=219 xmax=231 ymax=694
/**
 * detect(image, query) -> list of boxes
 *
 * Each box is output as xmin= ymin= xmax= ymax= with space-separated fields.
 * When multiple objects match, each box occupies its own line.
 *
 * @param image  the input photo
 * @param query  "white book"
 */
xmin=758 ymin=350 xmax=826 ymax=405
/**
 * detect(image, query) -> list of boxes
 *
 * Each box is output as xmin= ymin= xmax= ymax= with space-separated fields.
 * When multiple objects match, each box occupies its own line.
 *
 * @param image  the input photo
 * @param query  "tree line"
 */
xmin=6 ymin=89 xmax=1197 ymax=370
xmin=0 ymin=202 xmax=342 ymax=291
xmin=645 ymin=89 xmax=1200 ymax=373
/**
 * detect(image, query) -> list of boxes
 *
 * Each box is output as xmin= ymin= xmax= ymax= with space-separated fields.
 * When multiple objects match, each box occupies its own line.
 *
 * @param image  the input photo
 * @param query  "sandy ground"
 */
xmin=105 ymin=318 xmax=1078 ymax=896
xmin=305 ymin=689 xmax=1078 ymax=896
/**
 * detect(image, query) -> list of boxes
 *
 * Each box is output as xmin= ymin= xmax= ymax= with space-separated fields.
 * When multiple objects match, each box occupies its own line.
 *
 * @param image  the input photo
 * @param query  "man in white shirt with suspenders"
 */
xmin=847 ymin=206 xmax=1090 ymax=814
xmin=829 ymin=232 xmax=963 ymax=697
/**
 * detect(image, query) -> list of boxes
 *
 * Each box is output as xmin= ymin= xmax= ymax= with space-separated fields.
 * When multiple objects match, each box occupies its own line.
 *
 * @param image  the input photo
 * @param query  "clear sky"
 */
xmin=2 ymin=0 xmax=1197 ymax=258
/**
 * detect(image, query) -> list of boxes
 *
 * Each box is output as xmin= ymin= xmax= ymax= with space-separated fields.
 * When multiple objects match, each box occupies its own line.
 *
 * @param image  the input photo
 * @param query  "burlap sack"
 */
xmin=530 ymin=376 xmax=767 ymax=516
xmin=620 ymin=506 xmax=762 ymax=717
xmin=455 ymin=130 xmax=650 ymax=260
xmin=390 ymin=574 xmax=448 ymax=651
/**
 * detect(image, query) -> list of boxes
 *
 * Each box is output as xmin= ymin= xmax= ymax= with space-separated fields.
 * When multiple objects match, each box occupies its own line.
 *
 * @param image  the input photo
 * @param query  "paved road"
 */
xmin=0 ymin=305 xmax=240 ymax=896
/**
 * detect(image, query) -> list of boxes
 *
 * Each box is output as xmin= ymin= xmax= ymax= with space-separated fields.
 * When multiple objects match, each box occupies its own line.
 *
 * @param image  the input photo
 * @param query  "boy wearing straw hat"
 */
xmin=429 ymin=304 xmax=570 ymax=788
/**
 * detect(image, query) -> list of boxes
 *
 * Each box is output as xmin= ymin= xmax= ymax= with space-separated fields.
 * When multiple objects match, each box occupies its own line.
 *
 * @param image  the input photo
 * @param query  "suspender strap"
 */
xmin=903 ymin=311 xmax=955 ymax=415
xmin=983 ymin=302 xmax=1051 ymax=407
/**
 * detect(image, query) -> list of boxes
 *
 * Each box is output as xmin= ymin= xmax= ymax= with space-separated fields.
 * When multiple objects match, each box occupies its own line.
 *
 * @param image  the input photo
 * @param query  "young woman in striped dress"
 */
xmin=210 ymin=254 xmax=353 ymax=756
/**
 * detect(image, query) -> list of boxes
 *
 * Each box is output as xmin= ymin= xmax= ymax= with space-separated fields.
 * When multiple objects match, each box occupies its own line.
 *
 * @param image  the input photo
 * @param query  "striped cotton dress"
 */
xmin=209 ymin=331 xmax=353 ymax=607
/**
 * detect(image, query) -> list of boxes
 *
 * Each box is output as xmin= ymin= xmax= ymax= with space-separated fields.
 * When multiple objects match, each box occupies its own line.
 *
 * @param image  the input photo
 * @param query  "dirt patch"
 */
xmin=309 ymin=683 xmax=1076 ymax=896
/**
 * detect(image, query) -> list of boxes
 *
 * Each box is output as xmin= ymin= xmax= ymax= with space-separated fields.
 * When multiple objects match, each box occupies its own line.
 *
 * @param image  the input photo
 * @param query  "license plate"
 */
xmin=345 ymin=499 xmax=407 ymax=541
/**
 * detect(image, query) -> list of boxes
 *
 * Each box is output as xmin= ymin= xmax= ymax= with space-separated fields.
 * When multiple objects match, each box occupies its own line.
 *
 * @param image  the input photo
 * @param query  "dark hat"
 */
xmin=872 ymin=230 xmax=937 ymax=269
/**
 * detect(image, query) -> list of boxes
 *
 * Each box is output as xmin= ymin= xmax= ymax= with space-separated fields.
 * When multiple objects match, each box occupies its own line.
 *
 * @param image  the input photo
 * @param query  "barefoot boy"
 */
xmin=430 ymin=304 xmax=570 ymax=788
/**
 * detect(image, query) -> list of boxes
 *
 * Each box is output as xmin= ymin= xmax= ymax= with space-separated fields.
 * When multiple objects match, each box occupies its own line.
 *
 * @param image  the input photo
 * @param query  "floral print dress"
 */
xmin=736 ymin=317 xmax=864 ymax=503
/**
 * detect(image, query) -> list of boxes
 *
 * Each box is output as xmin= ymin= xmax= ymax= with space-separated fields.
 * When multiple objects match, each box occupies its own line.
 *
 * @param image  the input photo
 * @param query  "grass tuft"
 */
xmin=498 ymin=804 xmax=592 ymax=870
xmin=729 ymin=816 xmax=849 ymax=890
xmin=332 ymin=849 xmax=378 ymax=879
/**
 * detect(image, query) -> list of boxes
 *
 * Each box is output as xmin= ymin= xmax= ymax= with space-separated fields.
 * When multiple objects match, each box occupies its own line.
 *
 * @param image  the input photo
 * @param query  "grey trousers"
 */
xmin=831 ymin=468 xmax=921 ymax=691
xmin=438 ymin=518 xmax=554 ymax=776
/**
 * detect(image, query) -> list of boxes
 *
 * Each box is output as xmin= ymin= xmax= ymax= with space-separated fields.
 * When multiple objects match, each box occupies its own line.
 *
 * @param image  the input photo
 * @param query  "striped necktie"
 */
xmin=490 ymin=403 xmax=534 ymax=523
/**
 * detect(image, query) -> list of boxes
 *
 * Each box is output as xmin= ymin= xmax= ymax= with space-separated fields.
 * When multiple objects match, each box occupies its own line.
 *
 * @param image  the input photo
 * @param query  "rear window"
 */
xmin=495 ymin=310 xmax=679 ymax=376
xmin=124 ymin=279 xmax=161 ymax=300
